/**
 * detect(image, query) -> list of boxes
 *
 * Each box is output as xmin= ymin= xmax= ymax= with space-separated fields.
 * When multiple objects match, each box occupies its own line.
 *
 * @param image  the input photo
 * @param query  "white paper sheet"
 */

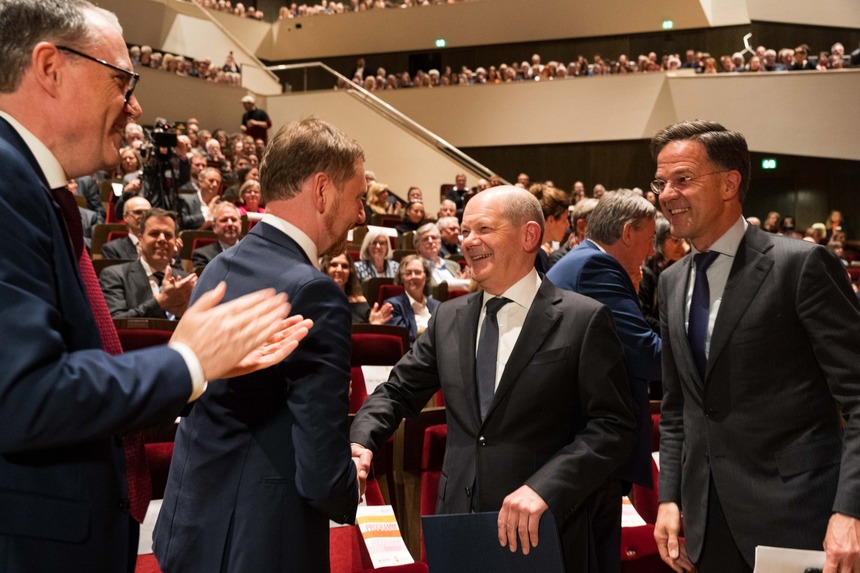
xmin=356 ymin=505 xmax=414 ymax=568
xmin=753 ymin=545 xmax=825 ymax=573
xmin=360 ymin=365 xmax=393 ymax=395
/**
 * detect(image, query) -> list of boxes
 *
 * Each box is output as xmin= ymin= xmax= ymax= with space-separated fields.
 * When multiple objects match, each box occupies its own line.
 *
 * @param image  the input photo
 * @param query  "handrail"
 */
xmin=267 ymin=61 xmax=504 ymax=182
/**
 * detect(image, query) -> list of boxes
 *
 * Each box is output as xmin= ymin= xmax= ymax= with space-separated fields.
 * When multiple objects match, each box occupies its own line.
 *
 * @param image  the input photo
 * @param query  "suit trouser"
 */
xmin=589 ymin=478 xmax=622 ymax=573
xmin=697 ymin=476 xmax=752 ymax=573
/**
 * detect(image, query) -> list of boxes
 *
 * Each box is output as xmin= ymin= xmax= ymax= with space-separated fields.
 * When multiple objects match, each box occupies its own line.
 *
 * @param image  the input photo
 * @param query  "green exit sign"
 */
xmin=662 ymin=20 xmax=674 ymax=30
xmin=435 ymin=38 xmax=446 ymax=48
xmin=762 ymin=159 xmax=777 ymax=170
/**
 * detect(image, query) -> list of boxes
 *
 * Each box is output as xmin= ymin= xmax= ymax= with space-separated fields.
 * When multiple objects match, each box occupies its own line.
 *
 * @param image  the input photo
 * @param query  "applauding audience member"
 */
xmin=322 ymin=252 xmax=393 ymax=324
xmin=100 ymin=209 xmax=196 ymax=319
xmin=385 ymin=254 xmax=440 ymax=347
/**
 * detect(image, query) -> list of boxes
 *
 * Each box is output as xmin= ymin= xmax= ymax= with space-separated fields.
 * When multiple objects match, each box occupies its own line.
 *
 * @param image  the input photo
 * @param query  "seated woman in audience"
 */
xmin=321 ymin=252 xmax=393 ymax=325
xmin=236 ymin=179 xmax=264 ymax=216
xmin=354 ymin=229 xmax=400 ymax=280
xmin=639 ymin=217 xmax=687 ymax=332
xmin=529 ymin=183 xmax=570 ymax=254
xmin=385 ymin=254 xmax=440 ymax=347
xmin=366 ymin=182 xmax=398 ymax=216
xmin=826 ymin=209 xmax=849 ymax=241
xmin=395 ymin=200 xmax=426 ymax=234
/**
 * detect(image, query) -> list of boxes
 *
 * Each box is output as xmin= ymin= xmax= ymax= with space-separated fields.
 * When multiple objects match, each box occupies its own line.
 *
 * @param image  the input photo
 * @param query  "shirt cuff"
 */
xmin=168 ymin=341 xmax=208 ymax=402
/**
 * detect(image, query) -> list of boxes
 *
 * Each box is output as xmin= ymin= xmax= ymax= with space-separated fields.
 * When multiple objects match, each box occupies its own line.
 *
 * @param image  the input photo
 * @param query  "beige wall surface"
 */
xmin=747 ymin=0 xmax=860 ymax=29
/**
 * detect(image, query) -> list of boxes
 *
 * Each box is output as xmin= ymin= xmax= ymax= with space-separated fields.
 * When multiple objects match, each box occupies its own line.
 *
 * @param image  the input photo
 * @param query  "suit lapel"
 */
xmin=705 ymin=227 xmax=773 ymax=379
xmin=666 ymin=255 xmax=705 ymax=398
xmin=128 ymin=260 xmax=152 ymax=305
xmin=457 ymin=293 xmax=483 ymax=428
xmin=485 ymin=280 xmax=562 ymax=422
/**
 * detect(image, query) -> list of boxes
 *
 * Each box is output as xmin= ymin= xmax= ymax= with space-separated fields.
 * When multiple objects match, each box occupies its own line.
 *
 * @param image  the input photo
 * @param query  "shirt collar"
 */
xmin=0 ymin=111 xmax=68 ymax=189
xmin=691 ymin=215 xmax=747 ymax=257
xmin=406 ymin=291 xmax=426 ymax=308
xmin=260 ymin=213 xmax=319 ymax=269
xmin=481 ymin=268 xmax=541 ymax=310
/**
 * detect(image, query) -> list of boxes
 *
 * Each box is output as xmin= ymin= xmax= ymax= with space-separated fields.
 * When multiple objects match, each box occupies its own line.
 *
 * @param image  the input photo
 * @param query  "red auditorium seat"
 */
xmin=377 ymin=284 xmax=404 ymax=306
xmin=418 ymin=423 xmax=447 ymax=562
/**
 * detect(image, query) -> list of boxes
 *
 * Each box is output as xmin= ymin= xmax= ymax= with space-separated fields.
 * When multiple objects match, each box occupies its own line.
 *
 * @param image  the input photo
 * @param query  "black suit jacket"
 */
xmin=154 ymin=222 xmax=359 ymax=572
xmin=177 ymin=193 xmax=204 ymax=230
xmin=659 ymin=225 xmax=860 ymax=565
xmin=99 ymin=259 xmax=189 ymax=319
xmin=191 ymin=241 xmax=223 ymax=274
xmin=351 ymin=279 xmax=636 ymax=572
xmin=0 ymin=118 xmax=191 ymax=572
xmin=100 ymin=235 xmax=138 ymax=260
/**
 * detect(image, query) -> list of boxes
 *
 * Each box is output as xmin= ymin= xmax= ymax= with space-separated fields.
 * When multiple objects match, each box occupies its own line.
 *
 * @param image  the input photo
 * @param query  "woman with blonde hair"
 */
xmin=366 ymin=182 xmax=397 ymax=215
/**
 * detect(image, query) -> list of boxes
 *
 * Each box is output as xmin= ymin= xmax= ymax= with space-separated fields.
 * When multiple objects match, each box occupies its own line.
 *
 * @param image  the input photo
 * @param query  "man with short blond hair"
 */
xmin=192 ymin=201 xmax=241 ymax=273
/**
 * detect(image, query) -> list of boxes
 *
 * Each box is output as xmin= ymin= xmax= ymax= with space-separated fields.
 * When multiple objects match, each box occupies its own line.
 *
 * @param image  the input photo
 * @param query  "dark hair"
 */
xmin=260 ymin=117 xmax=364 ymax=203
xmin=140 ymin=208 xmax=178 ymax=233
xmin=320 ymin=251 xmax=362 ymax=298
xmin=650 ymin=119 xmax=751 ymax=203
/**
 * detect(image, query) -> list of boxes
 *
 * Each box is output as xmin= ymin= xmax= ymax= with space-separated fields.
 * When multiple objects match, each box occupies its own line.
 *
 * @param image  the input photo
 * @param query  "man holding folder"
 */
xmin=351 ymin=186 xmax=636 ymax=572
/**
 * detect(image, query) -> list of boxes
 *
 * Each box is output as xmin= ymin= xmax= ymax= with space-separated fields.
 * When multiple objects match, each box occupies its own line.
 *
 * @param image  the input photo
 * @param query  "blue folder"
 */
xmin=421 ymin=511 xmax=565 ymax=572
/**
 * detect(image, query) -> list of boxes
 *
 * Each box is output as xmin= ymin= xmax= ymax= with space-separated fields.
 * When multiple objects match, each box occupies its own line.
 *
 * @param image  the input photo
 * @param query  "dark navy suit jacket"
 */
xmin=547 ymin=240 xmax=659 ymax=488
xmin=384 ymin=292 xmax=440 ymax=347
xmin=0 ymin=118 xmax=191 ymax=572
xmin=154 ymin=221 xmax=359 ymax=573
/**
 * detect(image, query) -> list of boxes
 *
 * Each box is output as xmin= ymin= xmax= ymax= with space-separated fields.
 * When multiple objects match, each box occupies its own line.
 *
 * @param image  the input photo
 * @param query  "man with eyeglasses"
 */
xmin=0 ymin=2 xmax=309 ymax=571
xmin=415 ymin=222 xmax=465 ymax=287
xmin=101 ymin=196 xmax=152 ymax=259
xmin=651 ymin=120 xmax=860 ymax=573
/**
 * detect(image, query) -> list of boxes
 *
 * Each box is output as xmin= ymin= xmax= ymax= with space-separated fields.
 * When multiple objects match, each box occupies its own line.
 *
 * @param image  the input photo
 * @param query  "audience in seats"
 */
xmin=396 ymin=200 xmax=426 ymax=234
xmin=529 ymin=183 xmax=570 ymax=255
xmin=415 ymin=223 xmax=466 ymax=287
xmin=366 ymin=182 xmax=398 ymax=215
xmin=546 ymin=197 xmax=598 ymax=270
xmin=100 ymin=209 xmax=196 ymax=319
xmin=445 ymin=173 xmax=469 ymax=216
xmin=385 ymin=254 xmax=440 ymax=347
xmin=638 ymin=217 xmax=688 ymax=334
xmin=178 ymin=153 xmax=207 ymax=193
xmin=437 ymin=199 xmax=457 ymax=220
xmin=237 ymin=179 xmax=265 ymax=216
xmin=436 ymin=216 xmax=462 ymax=257
xmin=192 ymin=202 xmax=242 ymax=274
xmin=101 ymin=196 xmax=152 ymax=260
xmin=354 ymin=229 xmax=400 ymax=280
xmin=179 ymin=167 xmax=222 ymax=230
xmin=321 ymin=252 xmax=393 ymax=324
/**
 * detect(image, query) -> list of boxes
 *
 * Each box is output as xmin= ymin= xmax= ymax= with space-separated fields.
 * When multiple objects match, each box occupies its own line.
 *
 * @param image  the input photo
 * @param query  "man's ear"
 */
xmin=723 ymin=170 xmax=742 ymax=201
xmin=523 ymin=221 xmax=542 ymax=252
xmin=620 ymin=221 xmax=634 ymax=246
xmin=309 ymin=172 xmax=330 ymax=214
xmin=31 ymin=42 xmax=64 ymax=99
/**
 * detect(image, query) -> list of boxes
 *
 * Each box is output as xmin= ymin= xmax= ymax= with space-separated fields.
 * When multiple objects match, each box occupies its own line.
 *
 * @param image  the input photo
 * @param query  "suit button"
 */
xmin=478 ymin=436 xmax=486 ymax=446
xmin=705 ymin=407 xmax=715 ymax=417
xmin=465 ymin=486 xmax=471 ymax=496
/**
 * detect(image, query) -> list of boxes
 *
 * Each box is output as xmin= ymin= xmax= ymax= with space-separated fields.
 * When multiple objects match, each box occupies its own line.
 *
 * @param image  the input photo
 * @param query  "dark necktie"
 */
xmin=477 ymin=297 xmax=511 ymax=420
xmin=688 ymin=251 xmax=719 ymax=381
xmin=153 ymin=271 xmax=165 ymax=287
xmin=51 ymin=187 xmax=151 ymax=523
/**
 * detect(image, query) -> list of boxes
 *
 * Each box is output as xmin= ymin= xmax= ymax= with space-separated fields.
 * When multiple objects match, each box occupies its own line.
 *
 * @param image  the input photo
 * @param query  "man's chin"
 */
xmin=321 ymin=235 xmax=348 ymax=258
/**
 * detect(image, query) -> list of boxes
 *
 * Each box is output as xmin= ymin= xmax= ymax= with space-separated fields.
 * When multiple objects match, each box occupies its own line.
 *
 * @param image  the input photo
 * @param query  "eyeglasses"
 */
xmin=56 ymin=45 xmax=139 ymax=105
xmin=650 ymin=170 xmax=730 ymax=195
xmin=419 ymin=236 xmax=440 ymax=244
xmin=125 ymin=209 xmax=148 ymax=216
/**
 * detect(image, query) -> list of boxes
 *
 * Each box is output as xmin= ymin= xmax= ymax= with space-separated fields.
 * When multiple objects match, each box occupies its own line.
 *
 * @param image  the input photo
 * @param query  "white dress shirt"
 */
xmin=476 ymin=269 xmax=541 ymax=391
xmin=685 ymin=215 xmax=747 ymax=360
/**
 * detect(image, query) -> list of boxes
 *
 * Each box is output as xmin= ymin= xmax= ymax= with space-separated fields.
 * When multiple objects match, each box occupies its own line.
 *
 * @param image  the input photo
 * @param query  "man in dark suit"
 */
xmin=547 ymin=189 xmax=660 ymax=573
xmin=191 ymin=201 xmax=241 ymax=273
xmin=154 ymin=118 xmax=369 ymax=572
xmin=100 ymin=195 xmax=151 ymax=259
xmin=74 ymin=173 xmax=107 ymax=224
xmin=0 ymin=2 xmax=304 ymax=571
xmin=176 ymin=152 xmax=206 ymax=194
xmin=351 ymin=185 xmax=636 ymax=572
xmin=445 ymin=172 xmax=470 ymax=219
xmin=100 ymin=208 xmax=196 ymax=319
xmin=178 ymin=166 xmax=221 ymax=230
xmin=651 ymin=120 xmax=860 ymax=573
